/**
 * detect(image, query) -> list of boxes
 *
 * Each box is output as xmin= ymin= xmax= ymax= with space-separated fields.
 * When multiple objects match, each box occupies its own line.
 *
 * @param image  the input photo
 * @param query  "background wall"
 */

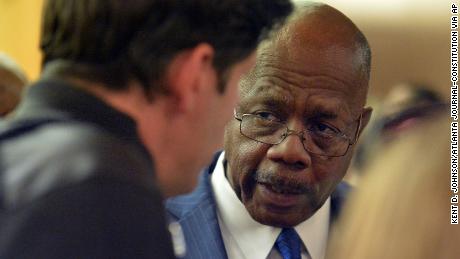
xmin=294 ymin=0 xmax=451 ymax=100
xmin=0 ymin=0 xmax=453 ymax=100
xmin=0 ymin=0 xmax=44 ymax=80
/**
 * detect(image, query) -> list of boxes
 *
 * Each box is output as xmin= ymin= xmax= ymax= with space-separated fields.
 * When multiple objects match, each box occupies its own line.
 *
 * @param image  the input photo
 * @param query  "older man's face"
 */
xmin=224 ymin=27 xmax=371 ymax=227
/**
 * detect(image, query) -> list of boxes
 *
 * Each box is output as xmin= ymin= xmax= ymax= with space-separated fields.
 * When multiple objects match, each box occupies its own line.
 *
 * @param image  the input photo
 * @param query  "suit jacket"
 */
xmin=0 ymin=79 xmax=176 ymax=259
xmin=166 ymin=152 xmax=351 ymax=259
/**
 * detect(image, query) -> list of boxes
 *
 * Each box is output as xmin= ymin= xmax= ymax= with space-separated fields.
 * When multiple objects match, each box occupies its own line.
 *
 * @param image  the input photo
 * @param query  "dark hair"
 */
xmin=40 ymin=0 xmax=292 ymax=95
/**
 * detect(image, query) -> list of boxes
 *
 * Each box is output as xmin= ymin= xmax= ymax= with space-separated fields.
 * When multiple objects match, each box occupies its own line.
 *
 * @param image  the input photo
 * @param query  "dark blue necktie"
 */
xmin=275 ymin=228 xmax=302 ymax=259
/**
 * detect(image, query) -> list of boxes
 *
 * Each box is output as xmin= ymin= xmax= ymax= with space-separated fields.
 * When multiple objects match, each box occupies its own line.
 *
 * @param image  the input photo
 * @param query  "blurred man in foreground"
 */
xmin=167 ymin=3 xmax=372 ymax=259
xmin=0 ymin=0 xmax=292 ymax=258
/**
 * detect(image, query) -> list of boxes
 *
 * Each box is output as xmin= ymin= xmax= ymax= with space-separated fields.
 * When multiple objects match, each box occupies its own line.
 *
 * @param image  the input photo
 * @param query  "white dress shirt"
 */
xmin=211 ymin=152 xmax=331 ymax=259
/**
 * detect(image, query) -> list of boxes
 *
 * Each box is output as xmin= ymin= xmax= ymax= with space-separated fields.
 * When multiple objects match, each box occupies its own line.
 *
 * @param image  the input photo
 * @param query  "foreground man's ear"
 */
xmin=165 ymin=43 xmax=215 ymax=114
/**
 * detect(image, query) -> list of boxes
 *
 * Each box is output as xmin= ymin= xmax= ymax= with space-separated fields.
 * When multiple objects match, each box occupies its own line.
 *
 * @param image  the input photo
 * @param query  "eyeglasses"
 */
xmin=234 ymin=112 xmax=362 ymax=157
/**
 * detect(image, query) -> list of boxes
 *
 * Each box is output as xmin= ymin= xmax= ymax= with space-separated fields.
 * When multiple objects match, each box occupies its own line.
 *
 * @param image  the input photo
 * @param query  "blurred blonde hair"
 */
xmin=327 ymin=115 xmax=459 ymax=259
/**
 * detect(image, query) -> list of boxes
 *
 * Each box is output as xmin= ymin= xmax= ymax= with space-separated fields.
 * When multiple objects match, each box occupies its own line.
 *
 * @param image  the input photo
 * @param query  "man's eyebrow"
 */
xmin=239 ymin=97 xmax=289 ymax=114
xmin=260 ymin=97 xmax=288 ymax=108
xmin=244 ymin=92 xmax=289 ymax=106
xmin=308 ymin=108 xmax=339 ymax=119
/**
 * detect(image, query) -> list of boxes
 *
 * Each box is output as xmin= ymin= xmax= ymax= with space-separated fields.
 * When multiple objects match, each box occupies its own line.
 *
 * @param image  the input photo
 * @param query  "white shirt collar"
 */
xmin=211 ymin=152 xmax=330 ymax=259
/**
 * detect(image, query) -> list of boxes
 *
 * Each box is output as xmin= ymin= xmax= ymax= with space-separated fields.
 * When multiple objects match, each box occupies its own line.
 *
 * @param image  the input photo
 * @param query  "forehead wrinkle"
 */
xmin=239 ymin=81 xmax=294 ymax=112
xmin=255 ymin=69 xmax=354 ymax=106
xmin=245 ymin=82 xmax=292 ymax=103
xmin=244 ymin=66 xmax=354 ymax=105
xmin=256 ymin=52 xmax=360 ymax=94
xmin=241 ymin=76 xmax=355 ymax=121
xmin=253 ymin=55 xmax=368 ymax=115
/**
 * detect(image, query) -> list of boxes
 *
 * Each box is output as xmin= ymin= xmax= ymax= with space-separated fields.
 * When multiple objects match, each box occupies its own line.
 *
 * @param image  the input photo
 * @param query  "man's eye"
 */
xmin=310 ymin=123 xmax=339 ymax=134
xmin=254 ymin=111 xmax=279 ymax=121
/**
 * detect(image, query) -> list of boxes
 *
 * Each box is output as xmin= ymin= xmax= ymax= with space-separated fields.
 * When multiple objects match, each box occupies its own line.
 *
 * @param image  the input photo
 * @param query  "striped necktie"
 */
xmin=275 ymin=228 xmax=302 ymax=259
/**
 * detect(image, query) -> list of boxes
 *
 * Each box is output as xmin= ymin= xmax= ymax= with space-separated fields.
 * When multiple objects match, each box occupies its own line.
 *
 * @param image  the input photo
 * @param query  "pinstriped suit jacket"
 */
xmin=166 ymin=152 xmax=351 ymax=259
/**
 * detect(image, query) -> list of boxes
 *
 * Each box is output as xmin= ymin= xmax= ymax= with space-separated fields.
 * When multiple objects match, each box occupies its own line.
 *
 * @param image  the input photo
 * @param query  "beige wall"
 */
xmin=295 ymin=0 xmax=451 ymax=100
xmin=0 ymin=0 xmax=44 ymax=80
xmin=0 ymin=0 xmax=453 ymax=99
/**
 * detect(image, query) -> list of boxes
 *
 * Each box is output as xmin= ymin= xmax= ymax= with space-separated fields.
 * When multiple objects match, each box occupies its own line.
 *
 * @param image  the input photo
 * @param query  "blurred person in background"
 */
xmin=375 ymin=82 xmax=446 ymax=143
xmin=0 ymin=0 xmax=292 ymax=258
xmin=167 ymin=3 xmax=372 ymax=259
xmin=327 ymin=115 xmax=458 ymax=259
xmin=0 ymin=52 xmax=27 ymax=117
xmin=345 ymin=82 xmax=447 ymax=185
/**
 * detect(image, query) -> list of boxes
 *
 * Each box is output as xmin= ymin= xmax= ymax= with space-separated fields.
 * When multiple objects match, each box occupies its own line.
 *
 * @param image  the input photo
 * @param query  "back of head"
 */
xmin=351 ymin=84 xmax=447 ymax=176
xmin=40 ymin=0 xmax=292 ymax=95
xmin=327 ymin=115 xmax=459 ymax=259
xmin=0 ymin=53 xmax=28 ymax=116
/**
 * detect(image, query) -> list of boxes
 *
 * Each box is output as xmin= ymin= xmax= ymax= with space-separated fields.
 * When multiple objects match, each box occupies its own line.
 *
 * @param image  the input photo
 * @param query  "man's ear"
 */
xmin=165 ymin=43 xmax=215 ymax=113
xmin=357 ymin=107 xmax=373 ymax=138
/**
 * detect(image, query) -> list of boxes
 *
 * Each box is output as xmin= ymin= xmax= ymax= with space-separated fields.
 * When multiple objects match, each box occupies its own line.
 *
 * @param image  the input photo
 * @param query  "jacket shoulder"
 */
xmin=0 ymin=121 xmax=155 ymax=210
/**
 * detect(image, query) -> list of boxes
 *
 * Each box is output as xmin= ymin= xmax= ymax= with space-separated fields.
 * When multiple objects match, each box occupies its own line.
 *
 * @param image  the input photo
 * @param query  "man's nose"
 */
xmin=266 ymin=128 xmax=311 ymax=170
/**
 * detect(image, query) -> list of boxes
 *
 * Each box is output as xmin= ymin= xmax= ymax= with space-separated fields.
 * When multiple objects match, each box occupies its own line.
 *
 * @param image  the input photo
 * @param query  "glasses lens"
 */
xmin=241 ymin=115 xmax=285 ymax=144
xmin=304 ymin=132 xmax=348 ymax=156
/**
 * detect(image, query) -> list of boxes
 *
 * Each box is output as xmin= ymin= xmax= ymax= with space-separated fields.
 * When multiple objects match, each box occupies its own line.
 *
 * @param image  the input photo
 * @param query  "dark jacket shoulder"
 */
xmin=0 ymin=115 xmax=175 ymax=259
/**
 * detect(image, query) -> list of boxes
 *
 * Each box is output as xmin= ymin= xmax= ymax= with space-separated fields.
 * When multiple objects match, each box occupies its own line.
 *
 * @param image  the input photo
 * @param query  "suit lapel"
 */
xmin=166 ymin=153 xmax=228 ymax=259
xmin=330 ymin=181 xmax=352 ymax=224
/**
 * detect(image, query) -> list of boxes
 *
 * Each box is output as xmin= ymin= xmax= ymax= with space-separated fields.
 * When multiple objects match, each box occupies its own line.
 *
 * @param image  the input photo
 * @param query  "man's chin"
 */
xmin=245 ymin=204 xmax=312 ymax=228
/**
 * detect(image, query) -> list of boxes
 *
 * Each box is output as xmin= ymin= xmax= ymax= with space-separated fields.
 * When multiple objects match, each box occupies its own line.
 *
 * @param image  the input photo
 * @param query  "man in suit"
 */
xmin=167 ymin=3 xmax=372 ymax=259
xmin=0 ymin=0 xmax=292 ymax=258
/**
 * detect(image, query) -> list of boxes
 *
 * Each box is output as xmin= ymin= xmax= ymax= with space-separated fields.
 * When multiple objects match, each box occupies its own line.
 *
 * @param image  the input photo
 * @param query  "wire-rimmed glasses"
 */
xmin=234 ymin=112 xmax=362 ymax=157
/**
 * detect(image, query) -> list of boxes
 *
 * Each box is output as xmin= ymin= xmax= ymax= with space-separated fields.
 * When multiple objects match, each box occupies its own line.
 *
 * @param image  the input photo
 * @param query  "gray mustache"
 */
xmin=253 ymin=172 xmax=310 ymax=194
